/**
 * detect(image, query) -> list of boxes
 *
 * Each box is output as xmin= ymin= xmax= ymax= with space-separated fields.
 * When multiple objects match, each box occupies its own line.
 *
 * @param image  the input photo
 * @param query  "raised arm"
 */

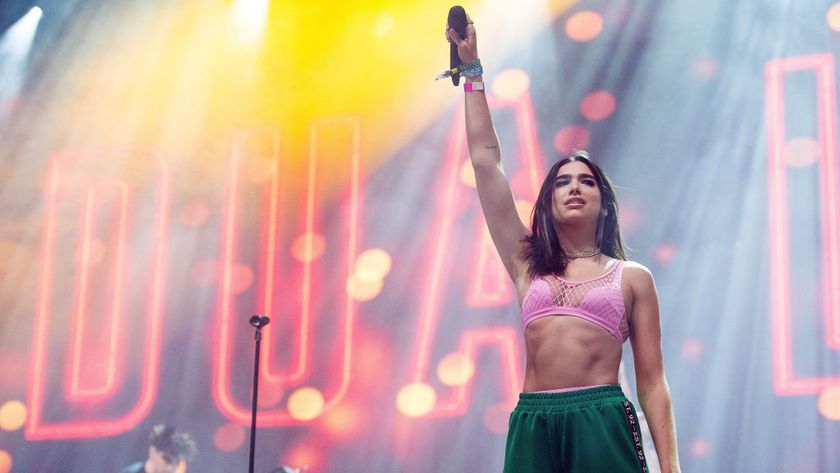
xmin=627 ymin=263 xmax=681 ymax=473
xmin=447 ymin=18 xmax=530 ymax=283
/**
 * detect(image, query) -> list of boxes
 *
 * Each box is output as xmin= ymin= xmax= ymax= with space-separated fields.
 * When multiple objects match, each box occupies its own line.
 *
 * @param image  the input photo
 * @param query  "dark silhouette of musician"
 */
xmin=118 ymin=424 xmax=197 ymax=473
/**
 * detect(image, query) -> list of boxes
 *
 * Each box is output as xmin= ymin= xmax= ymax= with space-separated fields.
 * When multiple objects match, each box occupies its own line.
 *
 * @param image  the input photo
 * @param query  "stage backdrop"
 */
xmin=1 ymin=0 xmax=839 ymax=471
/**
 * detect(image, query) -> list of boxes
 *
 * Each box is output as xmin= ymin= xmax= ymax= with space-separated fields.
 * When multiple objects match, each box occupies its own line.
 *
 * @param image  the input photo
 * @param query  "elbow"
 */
xmin=636 ymin=374 xmax=670 ymax=402
xmin=468 ymin=150 xmax=501 ymax=170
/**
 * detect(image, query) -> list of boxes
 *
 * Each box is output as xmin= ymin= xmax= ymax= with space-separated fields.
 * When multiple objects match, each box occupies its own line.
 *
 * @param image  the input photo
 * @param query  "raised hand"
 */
xmin=446 ymin=14 xmax=478 ymax=64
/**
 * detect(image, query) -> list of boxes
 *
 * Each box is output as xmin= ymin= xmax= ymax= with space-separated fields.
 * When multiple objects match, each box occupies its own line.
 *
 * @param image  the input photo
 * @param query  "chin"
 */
xmin=557 ymin=214 xmax=597 ymax=224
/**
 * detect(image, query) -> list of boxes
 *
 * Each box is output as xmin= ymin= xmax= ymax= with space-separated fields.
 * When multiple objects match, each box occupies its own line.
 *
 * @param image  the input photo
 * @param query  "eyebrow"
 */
xmin=555 ymin=173 xmax=596 ymax=180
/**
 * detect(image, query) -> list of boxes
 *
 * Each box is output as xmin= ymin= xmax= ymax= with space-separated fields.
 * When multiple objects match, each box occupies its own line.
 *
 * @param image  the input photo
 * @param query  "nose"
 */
xmin=569 ymin=178 xmax=581 ymax=194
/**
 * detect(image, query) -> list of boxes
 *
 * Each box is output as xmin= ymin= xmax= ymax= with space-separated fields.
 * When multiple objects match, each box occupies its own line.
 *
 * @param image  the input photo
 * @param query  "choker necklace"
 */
xmin=566 ymin=248 xmax=601 ymax=259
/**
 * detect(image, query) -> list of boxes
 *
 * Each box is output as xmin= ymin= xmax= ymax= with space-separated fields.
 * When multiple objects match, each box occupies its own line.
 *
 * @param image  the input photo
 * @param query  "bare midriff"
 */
xmin=522 ymin=315 xmax=622 ymax=392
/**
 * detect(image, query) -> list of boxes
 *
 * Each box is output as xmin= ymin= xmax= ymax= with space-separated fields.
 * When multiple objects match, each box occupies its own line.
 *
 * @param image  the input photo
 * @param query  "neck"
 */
xmin=557 ymin=224 xmax=598 ymax=255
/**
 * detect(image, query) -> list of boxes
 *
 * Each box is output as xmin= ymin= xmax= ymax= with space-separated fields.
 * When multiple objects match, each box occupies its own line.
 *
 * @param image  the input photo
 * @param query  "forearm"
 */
xmin=446 ymin=16 xmax=499 ymax=167
xmin=638 ymin=379 xmax=680 ymax=473
xmin=464 ymin=75 xmax=501 ymax=168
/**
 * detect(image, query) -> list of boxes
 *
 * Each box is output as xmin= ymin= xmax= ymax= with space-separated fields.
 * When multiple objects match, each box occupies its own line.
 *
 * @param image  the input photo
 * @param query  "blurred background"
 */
xmin=1 ymin=0 xmax=839 ymax=471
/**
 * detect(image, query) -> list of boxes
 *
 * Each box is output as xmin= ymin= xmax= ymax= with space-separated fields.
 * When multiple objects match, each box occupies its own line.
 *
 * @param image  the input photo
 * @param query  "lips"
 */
xmin=564 ymin=197 xmax=586 ymax=206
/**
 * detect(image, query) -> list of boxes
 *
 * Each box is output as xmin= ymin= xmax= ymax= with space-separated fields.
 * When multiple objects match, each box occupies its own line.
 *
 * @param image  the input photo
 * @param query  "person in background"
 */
xmin=118 ymin=424 xmax=197 ymax=473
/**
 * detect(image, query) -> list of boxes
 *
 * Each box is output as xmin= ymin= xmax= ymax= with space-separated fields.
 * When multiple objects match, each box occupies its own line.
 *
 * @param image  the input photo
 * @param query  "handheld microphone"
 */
xmin=447 ymin=6 xmax=468 ymax=86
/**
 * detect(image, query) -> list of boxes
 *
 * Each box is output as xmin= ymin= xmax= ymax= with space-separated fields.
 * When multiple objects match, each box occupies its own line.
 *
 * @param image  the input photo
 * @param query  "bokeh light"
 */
xmin=179 ymin=199 xmax=210 ymax=227
xmin=396 ymin=383 xmax=436 ymax=417
xmin=680 ymin=339 xmax=705 ymax=361
xmin=565 ymin=11 xmax=604 ymax=42
xmin=491 ymin=69 xmax=531 ymax=101
xmin=617 ymin=200 xmax=642 ymax=234
xmin=347 ymin=247 xmax=391 ymax=301
xmin=688 ymin=439 xmax=710 ymax=458
xmin=229 ymin=263 xmax=255 ymax=294
xmin=827 ymin=3 xmax=840 ymax=32
xmin=436 ymin=352 xmax=476 ymax=386
xmin=554 ymin=125 xmax=591 ymax=154
xmin=783 ymin=137 xmax=821 ymax=167
xmin=483 ymin=402 xmax=510 ymax=435
xmin=213 ymin=422 xmax=246 ymax=452
xmin=354 ymin=249 xmax=392 ymax=282
xmin=288 ymin=387 xmax=325 ymax=421
xmin=291 ymin=232 xmax=326 ymax=263
xmin=322 ymin=403 xmax=362 ymax=439
xmin=346 ymin=274 xmax=384 ymax=301
xmin=0 ymin=450 xmax=11 ymax=473
xmin=654 ymin=244 xmax=677 ymax=264
xmin=0 ymin=401 xmax=26 ymax=432
xmin=579 ymin=90 xmax=617 ymax=121
xmin=460 ymin=159 xmax=476 ymax=188
xmin=817 ymin=386 xmax=840 ymax=420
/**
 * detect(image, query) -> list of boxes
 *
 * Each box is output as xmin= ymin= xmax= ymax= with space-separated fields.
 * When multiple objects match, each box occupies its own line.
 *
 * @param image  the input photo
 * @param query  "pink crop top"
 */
xmin=521 ymin=260 xmax=630 ymax=343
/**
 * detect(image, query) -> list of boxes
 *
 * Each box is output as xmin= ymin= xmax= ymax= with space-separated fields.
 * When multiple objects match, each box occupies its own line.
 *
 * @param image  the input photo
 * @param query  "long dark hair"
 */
xmin=522 ymin=150 xmax=626 ymax=277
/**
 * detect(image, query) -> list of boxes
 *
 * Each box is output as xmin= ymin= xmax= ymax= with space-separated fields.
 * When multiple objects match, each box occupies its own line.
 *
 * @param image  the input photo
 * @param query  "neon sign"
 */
xmin=28 ymin=149 xmax=170 ymax=439
xmin=765 ymin=52 xmax=840 ymax=395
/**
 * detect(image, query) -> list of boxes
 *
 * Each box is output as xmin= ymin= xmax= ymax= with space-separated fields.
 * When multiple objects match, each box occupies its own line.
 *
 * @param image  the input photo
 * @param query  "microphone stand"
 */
xmin=247 ymin=315 xmax=270 ymax=473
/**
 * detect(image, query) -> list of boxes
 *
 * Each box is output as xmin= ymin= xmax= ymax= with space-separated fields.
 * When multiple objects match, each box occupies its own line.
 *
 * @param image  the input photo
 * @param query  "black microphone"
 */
xmin=448 ymin=6 xmax=468 ymax=86
xmin=249 ymin=315 xmax=270 ymax=328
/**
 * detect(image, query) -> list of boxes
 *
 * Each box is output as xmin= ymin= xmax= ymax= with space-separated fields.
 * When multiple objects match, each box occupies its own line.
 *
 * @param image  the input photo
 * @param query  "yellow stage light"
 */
xmin=354 ymin=249 xmax=392 ymax=281
xmin=436 ymin=353 xmax=475 ymax=386
xmin=396 ymin=382 xmax=436 ymax=417
xmin=0 ymin=450 xmax=11 ymax=473
xmin=288 ymin=387 xmax=325 ymax=421
xmin=346 ymin=274 xmax=384 ymax=301
xmin=828 ymin=3 xmax=840 ymax=32
xmin=492 ymin=69 xmax=531 ymax=101
xmin=0 ymin=401 xmax=26 ymax=432
xmin=818 ymin=386 xmax=840 ymax=420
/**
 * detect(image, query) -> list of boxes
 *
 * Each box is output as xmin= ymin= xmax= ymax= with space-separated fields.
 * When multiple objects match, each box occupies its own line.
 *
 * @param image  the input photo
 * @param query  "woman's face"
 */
xmin=550 ymin=160 xmax=602 ymax=226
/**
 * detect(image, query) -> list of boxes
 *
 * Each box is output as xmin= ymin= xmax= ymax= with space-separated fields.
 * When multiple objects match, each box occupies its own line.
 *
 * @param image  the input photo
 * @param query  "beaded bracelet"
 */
xmin=435 ymin=59 xmax=484 ymax=81
xmin=459 ymin=59 xmax=483 ymax=78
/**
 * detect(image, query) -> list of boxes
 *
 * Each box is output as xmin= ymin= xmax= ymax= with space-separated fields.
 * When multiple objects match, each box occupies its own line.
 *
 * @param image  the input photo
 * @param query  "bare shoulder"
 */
xmin=621 ymin=260 xmax=656 ymax=292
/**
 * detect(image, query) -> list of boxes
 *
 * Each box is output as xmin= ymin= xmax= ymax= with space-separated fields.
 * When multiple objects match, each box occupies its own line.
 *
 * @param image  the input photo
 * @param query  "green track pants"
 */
xmin=503 ymin=384 xmax=648 ymax=473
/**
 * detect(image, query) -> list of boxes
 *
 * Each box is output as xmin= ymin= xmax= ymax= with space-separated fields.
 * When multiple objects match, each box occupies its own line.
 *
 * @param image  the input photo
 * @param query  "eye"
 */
xmin=554 ymin=179 xmax=569 ymax=187
xmin=582 ymin=178 xmax=597 ymax=186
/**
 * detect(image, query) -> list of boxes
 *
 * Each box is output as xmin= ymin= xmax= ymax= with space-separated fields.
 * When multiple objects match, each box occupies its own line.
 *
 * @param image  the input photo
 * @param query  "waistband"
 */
xmin=534 ymin=383 xmax=610 ymax=394
xmin=514 ymin=384 xmax=627 ymax=412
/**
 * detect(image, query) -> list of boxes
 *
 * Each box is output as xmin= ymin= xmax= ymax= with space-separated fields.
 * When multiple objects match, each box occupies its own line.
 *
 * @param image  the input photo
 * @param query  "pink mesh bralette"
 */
xmin=521 ymin=260 xmax=629 ymax=343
